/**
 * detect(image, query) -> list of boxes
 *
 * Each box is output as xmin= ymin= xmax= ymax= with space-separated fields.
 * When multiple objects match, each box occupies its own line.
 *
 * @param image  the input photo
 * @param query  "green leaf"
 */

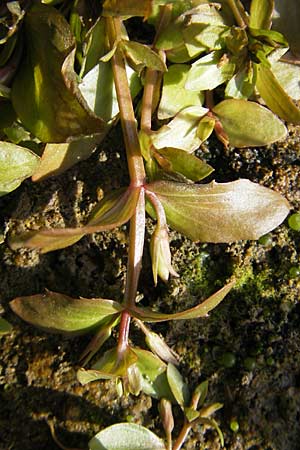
xmin=249 ymin=0 xmax=274 ymax=29
xmin=0 ymin=142 xmax=40 ymax=197
xmin=32 ymin=133 xmax=106 ymax=181
xmin=196 ymin=116 xmax=215 ymax=142
xmin=11 ymin=3 xmax=106 ymax=143
xmin=225 ymin=64 xmax=256 ymax=99
xmin=167 ymin=363 xmax=190 ymax=407
xmin=89 ymin=423 xmax=166 ymax=450
xmin=158 ymin=64 xmax=204 ymax=119
xmin=0 ymin=1 xmax=25 ymax=45
xmin=121 ymin=41 xmax=167 ymax=73
xmin=130 ymin=281 xmax=235 ymax=322
xmin=271 ymin=60 xmax=300 ymax=100
xmin=183 ymin=23 xmax=229 ymax=53
xmin=212 ymin=99 xmax=287 ymax=147
xmin=255 ymin=64 xmax=300 ymax=123
xmin=146 ymin=179 xmax=290 ymax=242
xmin=9 ymin=187 xmax=141 ymax=252
xmin=153 ymin=147 xmax=214 ymax=182
xmin=80 ymin=18 xmax=106 ymax=78
xmin=10 ymin=291 xmax=123 ymax=335
xmin=185 ymin=51 xmax=235 ymax=91
xmin=80 ymin=61 xmax=141 ymax=122
xmin=91 ymin=347 xmax=138 ymax=379
xmin=249 ymin=28 xmax=288 ymax=47
xmin=152 ymin=106 xmax=208 ymax=152
xmin=0 ymin=317 xmax=13 ymax=335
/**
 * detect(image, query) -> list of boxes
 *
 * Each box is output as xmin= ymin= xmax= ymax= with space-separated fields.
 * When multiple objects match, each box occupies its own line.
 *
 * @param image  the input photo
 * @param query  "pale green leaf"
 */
xmin=250 ymin=0 xmax=274 ymax=29
xmin=91 ymin=347 xmax=138 ymax=378
xmin=11 ymin=3 xmax=106 ymax=143
xmin=80 ymin=61 xmax=141 ymax=122
xmin=255 ymin=64 xmax=300 ymax=123
xmin=271 ymin=60 xmax=300 ymax=100
xmin=89 ymin=423 xmax=166 ymax=450
xmin=0 ymin=142 xmax=40 ymax=197
xmin=0 ymin=317 xmax=13 ymax=335
xmin=130 ymin=281 xmax=235 ymax=322
xmin=185 ymin=51 xmax=235 ymax=91
xmin=121 ymin=41 xmax=167 ymax=73
xmin=152 ymin=106 xmax=208 ymax=152
xmin=158 ymin=64 xmax=204 ymax=119
xmin=212 ymin=99 xmax=287 ymax=147
xmin=10 ymin=291 xmax=123 ymax=335
xmin=225 ymin=65 xmax=256 ymax=99
xmin=167 ymin=363 xmax=190 ymax=407
xmin=183 ymin=23 xmax=229 ymax=53
xmin=146 ymin=179 xmax=290 ymax=242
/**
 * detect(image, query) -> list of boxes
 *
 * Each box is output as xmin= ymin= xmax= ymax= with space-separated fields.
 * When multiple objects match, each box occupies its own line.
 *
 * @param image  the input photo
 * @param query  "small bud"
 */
xmin=158 ymin=398 xmax=174 ymax=437
xmin=150 ymin=225 xmax=178 ymax=285
xmin=145 ymin=330 xmax=178 ymax=365
xmin=127 ymin=364 xmax=142 ymax=396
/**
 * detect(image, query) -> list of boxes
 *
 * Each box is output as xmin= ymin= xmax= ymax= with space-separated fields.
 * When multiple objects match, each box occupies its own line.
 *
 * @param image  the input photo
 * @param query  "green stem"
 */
xmin=227 ymin=0 xmax=247 ymax=28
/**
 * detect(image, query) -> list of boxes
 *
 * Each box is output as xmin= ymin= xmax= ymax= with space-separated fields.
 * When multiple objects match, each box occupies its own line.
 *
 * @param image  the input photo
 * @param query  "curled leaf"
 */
xmin=146 ymin=179 xmax=290 ymax=242
xmin=10 ymin=291 xmax=123 ymax=335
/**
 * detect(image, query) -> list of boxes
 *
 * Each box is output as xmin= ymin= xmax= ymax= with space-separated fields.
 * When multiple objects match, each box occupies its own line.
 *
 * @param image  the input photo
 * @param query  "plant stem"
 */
xmin=106 ymin=17 xmax=146 ymax=186
xmin=140 ymin=4 xmax=172 ymax=131
xmin=172 ymin=420 xmax=192 ymax=450
xmin=226 ymin=0 xmax=247 ymax=28
xmin=106 ymin=17 xmax=147 ymax=352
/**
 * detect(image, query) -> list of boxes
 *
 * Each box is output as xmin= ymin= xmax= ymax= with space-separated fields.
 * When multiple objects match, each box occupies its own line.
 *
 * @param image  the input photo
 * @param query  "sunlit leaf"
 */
xmin=32 ymin=134 xmax=105 ymax=181
xmin=144 ymin=329 xmax=179 ymax=365
xmin=11 ymin=3 xmax=106 ymax=143
xmin=0 ymin=142 xmax=40 ymax=197
xmin=9 ymin=187 xmax=140 ymax=252
xmin=102 ymin=0 xmax=153 ymax=17
xmin=91 ymin=347 xmax=138 ymax=378
xmin=167 ymin=363 xmax=190 ymax=407
xmin=185 ymin=51 xmax=235 ymax=91
xmin=152 ymin=106 xmax=208 ymax=152
xmin=225 ymin=64 xmax=256 ymax=99
xmin=272 ymin=0 xmax=300 ymax=57
xmin=0 ymin=317 xmax=13 ymax=335
xmin=158 ymin=64 xmax=204 ymax=119
xmin=255 ymin=64 xmax=300 ymax=123
xmin=121 ymin=41 xmax=167 ymax=73
xmin=249 ymin=0 xmax=274 ymax=29
xmin=153 ymin=147 xmax=214 ymax=182
xmin=212 ymin=99 xmax=287 ymax=147
xmin=80 ymin=62 xmax=141 ymax=122
xmin=249 ymin=27 xmax=288 ymax=47
xmin=146 ymin=179 xmax=290 ymax=242
xmin=10 ymin=291 xmax=123 ymax=335
xmin=89 ymin=423 xmax=166 ymax=450
xmin=183 ymin=23 xmax=229 ymax=54
xmin=130 ymin=281 xmax=235 ymax=322
xmin=196 ymin=116 xmax=215 ymax=142
xmin=271 ymin=60 xmax=300 ymax=101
